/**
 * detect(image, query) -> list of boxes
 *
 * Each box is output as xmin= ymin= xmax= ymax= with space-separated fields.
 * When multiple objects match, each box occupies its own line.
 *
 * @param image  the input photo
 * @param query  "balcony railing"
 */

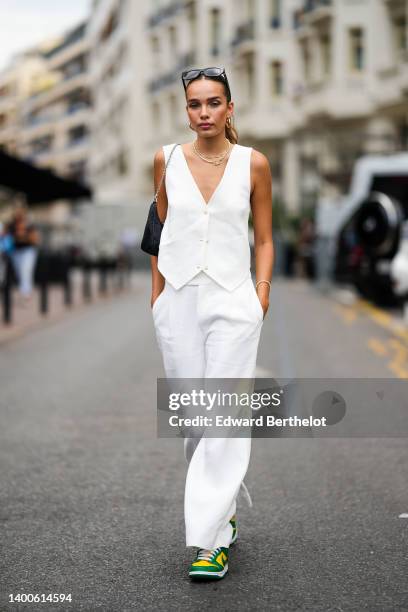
xmin=24 ymin=103 xmax=91 ymax=128
xmin=294 ymin=0 xmax=332 ymax=29
xmin=293 ymin=9 xmax=305 ymax=29
xmin=66 ymin=101 xmax=91 ymax=115
xmin=304 ymin=0 xmax=332 ymax=11
xmin=231 ymin=19 xmax=255 ymax=48
xmin=65 ymin=136 xmax=89 ymax=149
xmin=25 ymin=114 xmax=56 ymax=127
xmin=43 ymin=22 xmax=87 ymax=59
xmin=148 ymin=51 xmax=196 ymax=94
xmin=147 ymin=1 xmax=186 ymax=28
xmin=62 ymin=69 xmax=86 ymax=82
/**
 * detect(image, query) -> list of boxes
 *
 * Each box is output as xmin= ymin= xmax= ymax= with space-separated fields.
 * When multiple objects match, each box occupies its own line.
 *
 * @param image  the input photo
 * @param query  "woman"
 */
xmin=151 ymin=67 xmax=273 ymax=580
xmin=7 ymin=208 xmax=40 ymax=304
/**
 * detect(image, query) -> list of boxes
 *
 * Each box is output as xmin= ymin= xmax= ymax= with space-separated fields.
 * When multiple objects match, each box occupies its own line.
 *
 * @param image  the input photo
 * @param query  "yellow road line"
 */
xmin=354 ymin=298 xmax=408 ymax=345
xmin=367 ymin=337 xmax=388 ymax=356
xmin=366 ymin=336 xmax=408 ymax=379
xmin=388 ymin=362 xmax=408 ymax=378
xmin=333 ymin=304 xmax=358 ymax=325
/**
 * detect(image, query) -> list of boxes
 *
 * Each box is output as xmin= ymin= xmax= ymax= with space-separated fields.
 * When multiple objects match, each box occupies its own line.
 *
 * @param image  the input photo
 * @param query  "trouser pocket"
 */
xmin=152 ymin=283 xmax=167 ymax=315
xmin=249 ymin=280 xmax=264 ymax=322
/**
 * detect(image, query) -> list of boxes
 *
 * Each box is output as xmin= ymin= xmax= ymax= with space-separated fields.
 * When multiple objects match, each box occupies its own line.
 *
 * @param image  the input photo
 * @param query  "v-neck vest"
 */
xmin=157 ymin=142 xmax=253 ymax=291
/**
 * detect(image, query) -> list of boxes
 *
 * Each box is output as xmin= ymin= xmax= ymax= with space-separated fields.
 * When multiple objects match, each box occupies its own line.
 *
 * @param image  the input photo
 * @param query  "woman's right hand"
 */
xmin=151 ymin=290 xmax=162 ymax=309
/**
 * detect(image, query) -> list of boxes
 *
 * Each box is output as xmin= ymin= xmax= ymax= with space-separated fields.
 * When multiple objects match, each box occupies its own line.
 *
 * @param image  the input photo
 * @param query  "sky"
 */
xmin=0 ymin=0 xmax=91 ymax=71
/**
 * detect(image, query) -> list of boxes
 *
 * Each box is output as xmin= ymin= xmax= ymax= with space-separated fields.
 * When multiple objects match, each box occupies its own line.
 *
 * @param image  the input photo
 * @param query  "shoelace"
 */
xmin=196 ymin=547 xmax=222 ymax=561
xmin=195 ymin=517 xmax=236 ymax=563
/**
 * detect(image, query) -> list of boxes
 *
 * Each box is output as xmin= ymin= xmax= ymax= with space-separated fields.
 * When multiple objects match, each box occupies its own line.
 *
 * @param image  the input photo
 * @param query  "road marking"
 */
xmin=334 ymin=296 xmax=408 ymax=378
xmin=387 ymin=338 xmax=408 ymax=378
xmin=398 ymin=513 xmax=408 ymax=518
xmin=333 ymin=304 xmax=357 ymax=325
xmin=388 ymin=362 xmax=408 ymax=378
xmin=367 ymin=337 xmax=408 ymax=378
xmin=367 ymin=338 xmax=388 ymax=356
xmin=354 ymin=299 xmax=408 ymax=345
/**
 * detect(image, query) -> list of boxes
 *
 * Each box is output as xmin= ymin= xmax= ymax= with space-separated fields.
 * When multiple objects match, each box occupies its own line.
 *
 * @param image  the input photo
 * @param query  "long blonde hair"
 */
xmin=221 ymin=78 xmax=238 ymax=144
xmin=225 ymin=119 xmax=238 ymax=145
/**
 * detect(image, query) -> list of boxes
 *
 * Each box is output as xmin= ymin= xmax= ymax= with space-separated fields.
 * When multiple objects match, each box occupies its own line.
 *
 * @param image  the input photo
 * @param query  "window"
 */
xmin=62 ymin=54 xmax=87 ymax=80
xmin=68 ymin=124 xmax=88 ymax=145
xmin=118 ymin=150 xmax=128 ymax=175
xmin=246 ymin=0 xmax=255 ymax=21
xmin=187 ymin=2 xmax=197 ymax=47
xmin=270 ymin=0 xmax=281 ymax=28
xmin=399 ymin=120 xmax=408 ymax=150
xmin=245 ymin=53 xmax=255 ymax=98
xmin=151 ymin=35 xmax=161 ymax=72
xmin=100 ymin=9 xmax=119 ymax=43
xmin=68 ymin=159 xmax=87 ymax=181
xmin=302 ymin=40 xmax=311 ymax=82
xmin=270 ymin=60 xmax=283 ymax=96
xmin=151 ymin=35 xmax=160 ymax=57
xmin=30 ymin=134 xmax=54 ymax=154
xmin=349 ymin=27 xmax=364 ymax=72
xmin=152 ymin=100 xmax=160 ymax=129
xmin=168 ymin=25 xmax=177 ymax=54
xmin=393 ymin=15 xmax=407 ymax=55
xmin=320 ymin=33 xmax=331 ymax=77
xmin=169 ymin=94 xmax=178 ymax=127
xmin=210 ymin=8 xmax=221 ymax=56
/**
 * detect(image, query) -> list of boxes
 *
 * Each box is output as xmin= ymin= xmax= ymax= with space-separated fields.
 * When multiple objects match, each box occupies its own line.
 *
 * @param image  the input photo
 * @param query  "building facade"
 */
xmin=0 ymin=51 xmax=46 ymax=157
xmin=18 ymin=22 xmax=92 ymax=185
xmin=141 ymin=0 xmax=408 ymax=216
xmin=2 ymin=0 xmax=407 ymax=231
xmin=87 ymin=0 xmax=147 ymax=211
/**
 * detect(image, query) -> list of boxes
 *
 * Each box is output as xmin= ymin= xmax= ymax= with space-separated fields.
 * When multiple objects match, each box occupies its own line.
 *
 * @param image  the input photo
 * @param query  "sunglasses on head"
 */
xmin=181 ymin=67 xmax=231 ymax=100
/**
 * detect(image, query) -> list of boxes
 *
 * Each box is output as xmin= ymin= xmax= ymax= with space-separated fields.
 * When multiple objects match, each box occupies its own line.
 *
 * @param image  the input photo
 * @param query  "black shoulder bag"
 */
xmin=140 ymin=143 xmax=179 ymax=256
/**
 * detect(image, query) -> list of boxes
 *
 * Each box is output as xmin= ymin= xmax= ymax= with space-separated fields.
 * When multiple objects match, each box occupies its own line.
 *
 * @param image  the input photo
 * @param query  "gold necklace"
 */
xmin=193 ymin=140 xmax=231 ymax=165
xmin=193 ymin=140 xmax=231 ymax=166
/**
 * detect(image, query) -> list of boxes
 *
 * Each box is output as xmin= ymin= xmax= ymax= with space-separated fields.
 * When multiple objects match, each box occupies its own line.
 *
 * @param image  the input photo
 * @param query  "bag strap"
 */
xmin=154 ymin=143 xmax=179 ymax=203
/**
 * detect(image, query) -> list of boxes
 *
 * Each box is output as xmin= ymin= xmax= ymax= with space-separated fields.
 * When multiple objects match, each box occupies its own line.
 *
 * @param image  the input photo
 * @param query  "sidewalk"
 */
xmin=0 ymin=269 xmax=135 ymax=345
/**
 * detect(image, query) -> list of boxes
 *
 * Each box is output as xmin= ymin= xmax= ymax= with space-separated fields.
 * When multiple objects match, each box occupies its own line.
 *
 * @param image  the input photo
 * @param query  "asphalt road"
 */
xmin=0 ymin=273 xmax=407 ymax=611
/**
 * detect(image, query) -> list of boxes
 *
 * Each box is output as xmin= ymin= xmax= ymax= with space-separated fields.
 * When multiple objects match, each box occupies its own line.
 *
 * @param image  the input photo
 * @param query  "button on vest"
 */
xmin=157 ymin=143 xmax=253 ymax=292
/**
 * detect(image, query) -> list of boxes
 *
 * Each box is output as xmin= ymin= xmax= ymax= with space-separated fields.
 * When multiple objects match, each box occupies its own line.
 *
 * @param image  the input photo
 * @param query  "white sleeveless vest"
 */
xmin=157 ymin=142 xmax=253 ymax=292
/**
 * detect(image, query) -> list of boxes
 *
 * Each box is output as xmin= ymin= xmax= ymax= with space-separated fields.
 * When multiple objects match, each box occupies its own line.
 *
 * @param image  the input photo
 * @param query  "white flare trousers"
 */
xmin=152 ymin=271 xmax=264 ymax=549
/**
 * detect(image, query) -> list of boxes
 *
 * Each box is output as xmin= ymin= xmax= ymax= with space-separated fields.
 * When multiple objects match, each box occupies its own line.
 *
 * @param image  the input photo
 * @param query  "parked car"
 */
xmin=390 ymin=220 xmax=408 ymax=297
xmin=316 ymin=153 xmax=408 ymax=306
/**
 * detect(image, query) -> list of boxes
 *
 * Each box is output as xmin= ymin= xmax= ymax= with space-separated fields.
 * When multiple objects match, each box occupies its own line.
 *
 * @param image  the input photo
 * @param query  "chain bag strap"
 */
xmin=140 ymin=143 xmax=180 ymax=256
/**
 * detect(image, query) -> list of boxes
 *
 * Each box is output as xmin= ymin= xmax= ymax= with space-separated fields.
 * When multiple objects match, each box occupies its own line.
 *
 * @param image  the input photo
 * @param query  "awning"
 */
xmin=0 ymin=150 xmax=92 ymax=204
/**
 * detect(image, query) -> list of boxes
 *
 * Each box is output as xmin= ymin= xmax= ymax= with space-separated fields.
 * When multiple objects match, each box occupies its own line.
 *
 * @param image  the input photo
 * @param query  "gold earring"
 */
xmin=226 ymin=116 xmax=232 ymax=128
xmin=189 ymin=122 xmax=194 ymax=130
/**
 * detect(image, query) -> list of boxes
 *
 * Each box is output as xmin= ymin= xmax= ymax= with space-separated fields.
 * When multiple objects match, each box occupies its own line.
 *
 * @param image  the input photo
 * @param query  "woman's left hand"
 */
xmin=257 ymin=285 xmax=270 ymax=320
xmin=260 ymin=298 xmax=269 ymax=319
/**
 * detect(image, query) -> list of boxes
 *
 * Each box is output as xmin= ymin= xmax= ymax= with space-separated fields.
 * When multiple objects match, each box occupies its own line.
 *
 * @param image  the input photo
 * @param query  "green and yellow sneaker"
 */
xmin=189 ymin=547 xmax=229 ymax=580
xmin=230 ymin=515 xmax=238 ymax=545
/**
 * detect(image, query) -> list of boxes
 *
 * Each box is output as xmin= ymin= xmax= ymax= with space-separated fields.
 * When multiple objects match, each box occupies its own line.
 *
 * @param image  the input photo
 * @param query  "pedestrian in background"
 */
xmin=6 ymin=208 xmax=40 ymax=304
xmin=0 ymin=221 xmax=15 ymax=287
xmin=297 ymin=217 xmax=316 ymax=279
